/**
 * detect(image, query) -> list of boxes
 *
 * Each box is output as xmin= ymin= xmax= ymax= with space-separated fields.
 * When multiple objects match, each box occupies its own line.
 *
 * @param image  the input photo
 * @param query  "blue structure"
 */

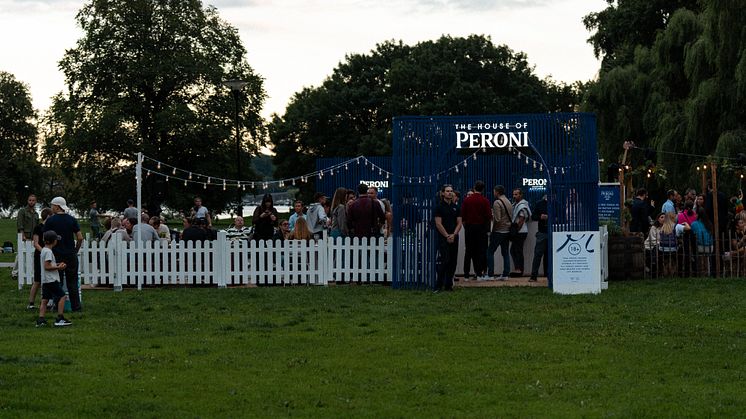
xmin=315 ymin=156 xmax=393 ymax=200
xmin=391 ymin=113 xmax=599 ymax=290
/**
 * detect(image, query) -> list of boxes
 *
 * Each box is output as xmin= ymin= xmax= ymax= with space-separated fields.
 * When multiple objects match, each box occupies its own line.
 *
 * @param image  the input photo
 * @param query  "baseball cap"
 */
xmin=43 ymin=230 xmax=62 ymax=243
xmin=50 ymin=196 xmax=70 ymax=213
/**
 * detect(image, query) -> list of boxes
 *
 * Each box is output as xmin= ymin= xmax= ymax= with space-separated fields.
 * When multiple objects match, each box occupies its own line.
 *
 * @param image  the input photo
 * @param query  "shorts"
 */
xmin=42 ymin=281 xmax=66 ymax=303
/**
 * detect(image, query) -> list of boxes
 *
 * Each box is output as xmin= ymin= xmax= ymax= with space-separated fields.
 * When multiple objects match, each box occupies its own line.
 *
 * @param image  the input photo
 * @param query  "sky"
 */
xmin=0 ymin=0 xmax=606 ymax=119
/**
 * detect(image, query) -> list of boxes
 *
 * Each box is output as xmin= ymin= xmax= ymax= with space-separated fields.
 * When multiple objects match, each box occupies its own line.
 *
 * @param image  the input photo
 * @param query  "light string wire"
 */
xmin=140 ymin=146 xmax=565 ymax=189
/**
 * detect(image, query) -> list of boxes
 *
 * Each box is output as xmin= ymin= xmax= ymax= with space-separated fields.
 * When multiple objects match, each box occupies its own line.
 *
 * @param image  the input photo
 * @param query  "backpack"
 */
xmin=659 ymin=231 xmax=677 ymax=250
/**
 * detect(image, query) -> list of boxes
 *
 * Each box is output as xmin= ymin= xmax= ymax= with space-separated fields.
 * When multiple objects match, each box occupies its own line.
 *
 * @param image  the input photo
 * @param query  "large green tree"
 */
xmin=45 ymin=0 xmax=265 ymax=215
xmin=0 ymin=71 xmax=43 ymax=207
xmin=583 ymin=0 xmax=746 ymax=192
xmin=270 ymin=35 xmax=583 ymax=196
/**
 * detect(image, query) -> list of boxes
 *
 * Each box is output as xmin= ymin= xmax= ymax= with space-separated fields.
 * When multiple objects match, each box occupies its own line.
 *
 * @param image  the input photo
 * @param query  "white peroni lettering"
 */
xmin=361 ymin=180 xmax=389 ymax=188
xmin=455 ymin=131 xmax=529 ymax=149
xmin=522 ymin=178 xmax=547 ymax=186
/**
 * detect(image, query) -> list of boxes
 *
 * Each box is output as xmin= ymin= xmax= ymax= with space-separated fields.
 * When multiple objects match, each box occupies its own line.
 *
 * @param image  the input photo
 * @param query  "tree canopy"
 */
xmin=270 ymin=35 xmax=582 ymax=196
xmin=45 ymin=0 xmax=266 ymax=214
xmin=0 ymin=71 xmax=42 ymax=207
xmin=583 ymin=0 xmax=746 ymax=192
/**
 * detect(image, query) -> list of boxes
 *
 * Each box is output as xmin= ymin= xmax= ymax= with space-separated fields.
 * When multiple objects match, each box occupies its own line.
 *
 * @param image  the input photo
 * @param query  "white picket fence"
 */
xmin=16 ymin=232 xmax=392 ymax=289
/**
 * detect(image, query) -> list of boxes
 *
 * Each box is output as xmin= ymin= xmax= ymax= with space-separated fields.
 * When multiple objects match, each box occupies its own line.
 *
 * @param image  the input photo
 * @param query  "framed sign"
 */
xmin=552 ymin=231 xmax=602 ymax=294
xmin=598 ymin=182 xmax=621 ymax=225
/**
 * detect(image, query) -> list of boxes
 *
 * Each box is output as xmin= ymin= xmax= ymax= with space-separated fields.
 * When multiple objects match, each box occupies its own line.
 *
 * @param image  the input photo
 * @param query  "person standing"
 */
xmin=529 ymin=194 xmax=548 ymax=282
xmin=27 ymin=208 xmax=52 ymax=309
xmin=630 ymin=188 xmax=653 ymax=236
xmin=510 ymin=188 xmax=531 ymax=277
xmin=288 ymin=200 xmax=305 ymax=232
xmin=252 ymin=194 xmax=279 ymax=241
xmin=460 ymin=181 xmax=491 ymax=279
xmin=329 ymin=188 xmax=349 ymax=238
xmin=306 ymin=192 xmax=329 ymax=240
xmin=14 ymin=194 xmax=39 ymax=280
xmin=486 ymin=185 xmax=512 ymax=280
xmin=43 ymin=197 xmax=84 ymax=312
xmin=88 ymin=201 xmax=103 ymax=239
xmin=662 ymin=189 xmax=678 ymax=214
xmin=36 ymin=230 xmax=72 ymax=327
xmin=123 ymin=199 xmax=139 ymax=220
xmin=190 ymin=196 xmax=212 ymax=227
xmin=347 ymin=183 xmax=385 ymax=239
xmin=434 ymin=184 xmax=462 ymax=292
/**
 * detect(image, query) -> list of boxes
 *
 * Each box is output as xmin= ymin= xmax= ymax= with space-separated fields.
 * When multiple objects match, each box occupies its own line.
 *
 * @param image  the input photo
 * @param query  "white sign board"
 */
xmin=552 ymin=231 xmax=602 ymax=295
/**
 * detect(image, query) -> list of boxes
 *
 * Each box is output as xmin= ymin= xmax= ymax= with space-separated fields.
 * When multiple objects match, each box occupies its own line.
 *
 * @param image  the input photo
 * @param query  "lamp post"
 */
xmin=223 ymin=79 xmax=249 ymax=217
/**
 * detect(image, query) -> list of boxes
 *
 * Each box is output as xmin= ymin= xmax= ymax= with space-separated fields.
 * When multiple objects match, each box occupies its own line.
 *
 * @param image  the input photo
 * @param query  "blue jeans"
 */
xmin=530 ymin=231 xmax=548 ymax=278
xmin=487 ymin=232 xmax=511 ymax=277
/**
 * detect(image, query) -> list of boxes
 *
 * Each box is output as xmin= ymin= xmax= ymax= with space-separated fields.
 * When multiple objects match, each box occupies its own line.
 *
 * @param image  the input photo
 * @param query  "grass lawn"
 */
xmin=2 ymin=266 xmax=746 ymax=417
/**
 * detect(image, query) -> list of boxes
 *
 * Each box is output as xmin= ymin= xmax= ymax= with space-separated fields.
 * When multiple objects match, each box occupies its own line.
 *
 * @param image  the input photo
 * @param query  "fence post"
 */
xmin=17 ymin=233 xmax=25 ymax=290
xmin=217 ymin=231 xmax=227 ymax=288
xmin=113 ymin=233 xmax=123 ymax=292
xmin=319 ymin=236 xmax=328 ymax=285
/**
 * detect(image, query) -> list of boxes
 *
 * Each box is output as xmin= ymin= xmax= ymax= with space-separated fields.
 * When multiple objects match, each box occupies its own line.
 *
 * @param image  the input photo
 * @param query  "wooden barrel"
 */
xmin=608 ymin=235 xmax=645 ymax=280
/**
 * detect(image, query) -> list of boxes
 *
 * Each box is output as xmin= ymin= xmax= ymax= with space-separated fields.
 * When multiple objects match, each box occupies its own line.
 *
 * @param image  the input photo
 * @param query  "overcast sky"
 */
xmin=0 ymin=0 xmax=606 ymax=119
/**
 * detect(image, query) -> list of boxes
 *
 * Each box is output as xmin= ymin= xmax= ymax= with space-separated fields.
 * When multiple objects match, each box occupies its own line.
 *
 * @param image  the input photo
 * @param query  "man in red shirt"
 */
xmin=460 ymin=180 xmax=492 ymax=279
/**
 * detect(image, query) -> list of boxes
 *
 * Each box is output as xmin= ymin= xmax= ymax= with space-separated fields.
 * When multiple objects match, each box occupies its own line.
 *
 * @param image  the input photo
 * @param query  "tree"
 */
xmin=0 ymin=71 xmax=42 ymax=207
xmin=270 ymin=35 xmax=582 ymax=196
xmin=45 ymin=0 xmax=265 ymax=215
xmin=583 ymin=0 xmax=746 ymax=193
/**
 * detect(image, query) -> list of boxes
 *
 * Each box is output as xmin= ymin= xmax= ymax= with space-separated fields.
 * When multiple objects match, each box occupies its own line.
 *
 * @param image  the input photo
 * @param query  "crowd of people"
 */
xmin=629 ymin=187 xmax=746 ymax=277
xmin=433 ymin=180 xmax=549 ymax=292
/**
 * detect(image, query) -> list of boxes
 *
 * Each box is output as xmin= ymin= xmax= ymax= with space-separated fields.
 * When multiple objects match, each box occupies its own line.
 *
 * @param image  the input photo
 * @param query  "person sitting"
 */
xmin=101 ymin=217 xmax=129 ymax=243
xmin=658 ymin=211 xmax=689 ymax=277
xmin=130 ymin=215 xmax=159 ymax=243
xmin=181 ymin=217 xmax=207 ymax=242
xmin=273 ymin=219 xmax=292 ymax=242
xmin=290 ymin=217 xmax=313 ymax=241
xmin=644 ymin=213 xmax=665 ymax=277
xmin=150 ymin=216 xmax=171 ymax=243
xmin=225 ymin=216 xmax=251 ymax=240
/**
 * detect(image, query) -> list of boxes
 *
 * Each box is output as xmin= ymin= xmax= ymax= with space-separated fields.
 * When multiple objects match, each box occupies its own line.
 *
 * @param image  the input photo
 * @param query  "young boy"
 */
xmin=36 ymin=230 xmax=72 ymax=327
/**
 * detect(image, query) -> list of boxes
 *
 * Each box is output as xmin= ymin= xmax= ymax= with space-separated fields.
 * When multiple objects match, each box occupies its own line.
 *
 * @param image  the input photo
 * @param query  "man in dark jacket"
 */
xmin=347 ymin=183 xmax=385 ymax=238
xmin=630 ymin=188 xmax=653 ymax=236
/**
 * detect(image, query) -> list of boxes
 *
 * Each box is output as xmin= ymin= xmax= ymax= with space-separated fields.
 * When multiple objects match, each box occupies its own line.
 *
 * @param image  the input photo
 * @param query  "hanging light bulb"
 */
xmin=172 ymin=167 xmax=176 ymax=175
xmin=318 ymin=171 xmax=323 ymax=179
xmin=263 ymin=182 xmax=268 ymax=189
xmin=189 ymin=172 xmax=193 ymax=180
xmin=146 ymin=170 xmax=150 ymax=177
xmin=696 ymin=166 xmax=700 ymax=171
xmin=157 ymin=162 xmax=161 ymax=170
xmin=561 ymin=168 xmax=565 ymax=175
xmin=703 ymin=164 xmax=707 ymax=170
xmin=533 ymin=161 xmax=537 ymax=169
xmin=166 ymin=176 xmax=170 ymax=182
xmin=455 ymin=166 xmax=459 ymax=173
xmin=539 ymin=164 xmax=543 ymax=171
xmin=207 ymin=177 xmax=211 ymax=184
xmin=464 ymin=160 xmax=468 ymax=167
xmin=473 ymin=153 xmax=478 ymax=161
xmin=345 ymin=164 xmax=348 ymax=170
xmin=184 ymin=180 xmax=187 ymax=187
xmin=250 ymin=182 xmax=255 ymax=188
xmin=203 ymin=183 xmax=207 ymax=189
xmin=517 ymin=152 xmax=521 ymax=159
xmin=242 ymin=184 xmax=246 ymax=191
xmin=525 ymin=156 xmax=529 ymax=164
xmin=292 ymin=178 xmax=296 ymax=186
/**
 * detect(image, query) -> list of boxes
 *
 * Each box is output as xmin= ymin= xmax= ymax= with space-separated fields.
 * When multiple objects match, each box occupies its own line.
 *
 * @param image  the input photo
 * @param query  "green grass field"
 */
xmin=2 ymin=265 xmax=746 ymax=417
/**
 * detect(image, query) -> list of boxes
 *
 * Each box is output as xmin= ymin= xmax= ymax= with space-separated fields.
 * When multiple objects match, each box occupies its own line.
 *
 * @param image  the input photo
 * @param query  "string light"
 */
xmin=184 ymin=180 xmax=187 ymax=187
xmin=166 ymin=176 xmax=169 ymax=182
xmin=189 ymin=172 xmax=193 ymax=180
xmin=172 ymin=167 xmax=176 ymax=175
xmin=157 ymin=162 xmax=161 ymax=170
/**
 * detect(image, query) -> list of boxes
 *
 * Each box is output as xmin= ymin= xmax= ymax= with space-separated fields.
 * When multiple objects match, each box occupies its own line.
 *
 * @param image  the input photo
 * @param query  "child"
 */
xmin=36 ymin=230 xmax=72 ymax=327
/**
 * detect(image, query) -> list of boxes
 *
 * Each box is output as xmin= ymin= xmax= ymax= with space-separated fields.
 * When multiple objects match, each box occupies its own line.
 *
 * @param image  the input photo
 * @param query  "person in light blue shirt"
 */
xmin=288 ymin=200 xmax=304 ymax=232
xmin=661 ymin=189 xmax=678 ymax=214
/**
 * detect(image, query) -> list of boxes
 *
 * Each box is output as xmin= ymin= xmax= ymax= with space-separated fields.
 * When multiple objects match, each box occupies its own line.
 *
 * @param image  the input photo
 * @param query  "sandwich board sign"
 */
xmin=552 ymin=231 xmax=602 ymax=294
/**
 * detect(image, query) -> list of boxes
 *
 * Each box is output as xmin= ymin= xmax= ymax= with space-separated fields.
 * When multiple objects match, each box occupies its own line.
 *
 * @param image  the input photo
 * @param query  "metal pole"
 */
xmin=136 ymin=152 xmax=143 ymax=291
xmin=234 ymin=90 xmax=243 ymax=217
xmin=711 ymin=163 xmax=720 ymax=277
